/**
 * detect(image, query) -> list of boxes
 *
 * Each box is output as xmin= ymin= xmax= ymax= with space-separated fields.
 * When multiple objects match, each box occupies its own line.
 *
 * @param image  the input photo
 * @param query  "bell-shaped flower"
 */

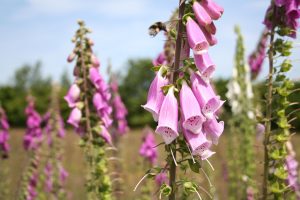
xmin=91 ymin=54 xmax=100 ymax=68
xmin=194 ymin=53 xmax=216 ymax=81
xmin=191 ymin=73 xmax=224 ymax=118
xmin=59 ymin=165 xmax=68 ymax=183
xmin=186 ymin=17 xmax=209 ymax=55
xmin=203 ymin=117 xmax=224 ymax=145
xmin=93 ymin=92 xmax=106 ymax=111
xmin=155 ymin=172 xmax=168 ymax=186
xmin=193 ymin=1 xmax=212 ymax=26
xmin=155 ymin=86 xmax=179 ymax=144
xmin=205 ymin=22 xmax=217 ymax=35
xmin=67 ymin=107 xmax=82 ymax=128
xmin=200 ymin=149 xmax=216 ymax=160
xmin=67 ymin=52 xmax=76 ymax=63
xmin=89 ymin=67 xmax=104 ymax=89
xmin=200 ymin=26 xmax=217 ymax=46
xmin=200 ymin=0 xmax=224 ymax=20
xmin=153 ymin=52 xmax=167 ymax=66
xmin=99 ymin=125 xmax=113 ymax=146
xmin=142 ymin=67 xmax=168 ymax=121
xmin=183 ymin=128 xmax=213 ymax=158
xmin=180 ymin=81 xmax=206 ymax=134
xmin=64 ymin=84 xmax=81 ymax=108
xmin=139 ymin=130 xmax=158 ymax=164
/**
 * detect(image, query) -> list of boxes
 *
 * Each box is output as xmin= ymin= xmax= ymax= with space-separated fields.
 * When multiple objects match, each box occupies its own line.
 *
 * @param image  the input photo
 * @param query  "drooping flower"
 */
xmin=248 ymin=29 xmax=268 ymax=79
xmin=99 ymin=125 xmax=113 ymax=146
xmin=24 ymin=97 xmax=43 ymax=151
xmin=139 ymin=128 xmax=158 ymax=164
xmin=0 ymin=107 xmax=10 ymax=158
xmin=191 ymin=73 xmax=224 ymax=119
xmin=203 ymin=116 xmax=224 ymax=145
xmin=155 ymin=172 xmax=168 ymax=186
xmin=285 ymin=141 xmax=300 ymax=198
xmin=183 ymin=128 xmax=213 ymax=159
xmin=194 ymin=53 xmax=216 ymax=81
xmin=67 ymin=107 xmax=82 ymax=128
xmin=153 ymin=52 xmax=167 ymax=66
xmin=264 ymin=0 xmax=300 ymax=38
xmin=200 ymin=0 xmax=224 ymax=20
xmin=142 ymin=66 xmax=168 ymax=121
xmin=186 ymin=17 xmax=209 ymax=55
xmin=192 ymin=1 xmax=212 ymax=27
xmin=180 ymin=81 xmax=206 ymax=134
xmin=64 ymin=84 xmax=81 ymax=108
xmin=155 ymin=86 xmax=179 ymax=144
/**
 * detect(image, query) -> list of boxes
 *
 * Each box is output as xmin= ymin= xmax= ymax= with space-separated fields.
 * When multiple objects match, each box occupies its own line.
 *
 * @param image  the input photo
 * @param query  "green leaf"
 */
xmin=274 ymin=166 xmax=288 ymax=180
xmin=160 ymin=184 xmax=172 ymax=197
xmin=188 ymin=159 xmax=201 ymax=174
xmin=280 ymin=59 xmax=292 ymax=72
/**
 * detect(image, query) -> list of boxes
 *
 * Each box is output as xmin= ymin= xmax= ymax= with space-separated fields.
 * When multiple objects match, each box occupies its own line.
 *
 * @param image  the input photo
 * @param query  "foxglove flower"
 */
xmin=194 ymin=53 xmax=216 ymax=81
xmin=67 ymin=107 xmax=82 ymax=128
xmin=153 ymin=52 xmax=167 ymax=66
xmin=200 ymin=0 xmax=224 ymax=20
xmin=183 ymin=128 xmax=213 ymax=159
xmin=0 ymin=107 xmax=10 ymax=158
xmin=155 ymin=86 xmax=179 ymax=144
xmin=155 ymin=172 xmax=168 ymax=186
xmin=180 ymin=81 xmax=206 ymax=134
xmin=193 ymin=1 xmax=212 ymax=27
xmin=191 ymin=73 xmax=224 ymax=119
xmin=91 ymin=54 xmax=100 ymax=67
xmin=142 ymin=66 xmax=168 ymax=121
xmin=24 ymin=98 xmax=43 ymax=150
xmin=64 ymin=84 xmax=81 ymax=108
xmin=139 ymin=128 xmax=158 ymax=164
xmin=186 ymin=17 xmax=209 ymax=55
xmin=248 ymin=30 xmax=268 ymax=79
xmin=99 ymin=125 xmax=113 ymax=146
xmin=203 ymin=117 xmax=224 ymax=145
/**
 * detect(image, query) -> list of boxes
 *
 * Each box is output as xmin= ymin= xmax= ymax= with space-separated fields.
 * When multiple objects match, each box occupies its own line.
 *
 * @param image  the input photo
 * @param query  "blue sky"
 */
xmin=0 ymin=0 xmax=299 ymax=85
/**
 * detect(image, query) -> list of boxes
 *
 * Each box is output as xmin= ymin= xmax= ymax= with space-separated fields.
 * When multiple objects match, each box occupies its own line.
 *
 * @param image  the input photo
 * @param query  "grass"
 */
xmin=1 ymin=128 xmax=300 ymax=199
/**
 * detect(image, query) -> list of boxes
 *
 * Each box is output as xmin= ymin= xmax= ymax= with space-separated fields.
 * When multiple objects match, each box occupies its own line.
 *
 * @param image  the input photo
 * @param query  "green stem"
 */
xmin=168 ymin=1 xmax=185 ymax=200
xmin=262 ymin=26 xmax=275 ymax=200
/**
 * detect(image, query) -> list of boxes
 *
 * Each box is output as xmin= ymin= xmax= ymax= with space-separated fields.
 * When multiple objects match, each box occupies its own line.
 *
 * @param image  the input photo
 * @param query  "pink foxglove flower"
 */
xmin=99 ymin=125 xmax=113 ymax=146
xmin=91 ymin=54 xmax=100 ymax=67
xmin=93 ymin=92 xmax=107 ymax=111
xmin=200 ymin=0 xmax=224 ymax=20
xmin=180 ymin=81 xmax=206 ymax=134
xmin=0 ymin=107 xmax=10 ymax=158
xmin=186 ymin=17 xmax=209 ymax=55
xmin=193 ymin=1 xmax=212 ymax=27
xmin=67 ymin=107 xmax=82 ymax=128
xmin=183 ymin=128 xmax=212 ymax=159
xmin=153 ymin=52 xmax=167 ymax=66
xmin=155 ymin=172 xmax=168 ymax=186
xmin=203 ymin=117 xmax=224 ymax=145
xmin=139 ymin=128 xmax=158 ymax=164
xmin=67 ymin=52 xmax=76 ymax=63
xmin=64 ymin=84 xmax=81 ymax=108
xmin=194 ymin=53 xmax=216 ymax=81
xmin=191 ymin=73 xmax=224 ymax=119
xmin=24 ymin=98 xmax=43 ymax=150
xmin=200 ymin=25 xmax=218 ymax=46
xmin=155 ymin=86 xmax=179 ymax=144
xmin=142 ymin=67 xmax=168 ymax=121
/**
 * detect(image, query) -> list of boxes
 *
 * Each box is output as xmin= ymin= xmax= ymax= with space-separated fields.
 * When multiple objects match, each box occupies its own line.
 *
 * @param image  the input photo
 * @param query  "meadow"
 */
xmin=2 ymin=129 xmax=300 ymax=200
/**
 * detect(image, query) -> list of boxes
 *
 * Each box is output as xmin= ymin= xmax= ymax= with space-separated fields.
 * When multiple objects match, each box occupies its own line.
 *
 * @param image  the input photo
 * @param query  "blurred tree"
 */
xmin=119 ymin=59 xmax=155 ymax=127
xmin=60 ymin=69 xmax=71 ymax=88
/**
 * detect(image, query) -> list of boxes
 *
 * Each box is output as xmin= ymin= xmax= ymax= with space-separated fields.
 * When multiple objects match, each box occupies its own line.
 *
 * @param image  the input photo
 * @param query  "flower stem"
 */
xmin=262 ymin=25 xmax=275 ymax=200
xmin=169 ymin=1 xmax=185 ymax=200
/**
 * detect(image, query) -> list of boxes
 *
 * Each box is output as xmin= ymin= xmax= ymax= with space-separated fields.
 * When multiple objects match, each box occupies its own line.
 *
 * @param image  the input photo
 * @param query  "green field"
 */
xmin=2 ymin=129 xmax=300 ymax=200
